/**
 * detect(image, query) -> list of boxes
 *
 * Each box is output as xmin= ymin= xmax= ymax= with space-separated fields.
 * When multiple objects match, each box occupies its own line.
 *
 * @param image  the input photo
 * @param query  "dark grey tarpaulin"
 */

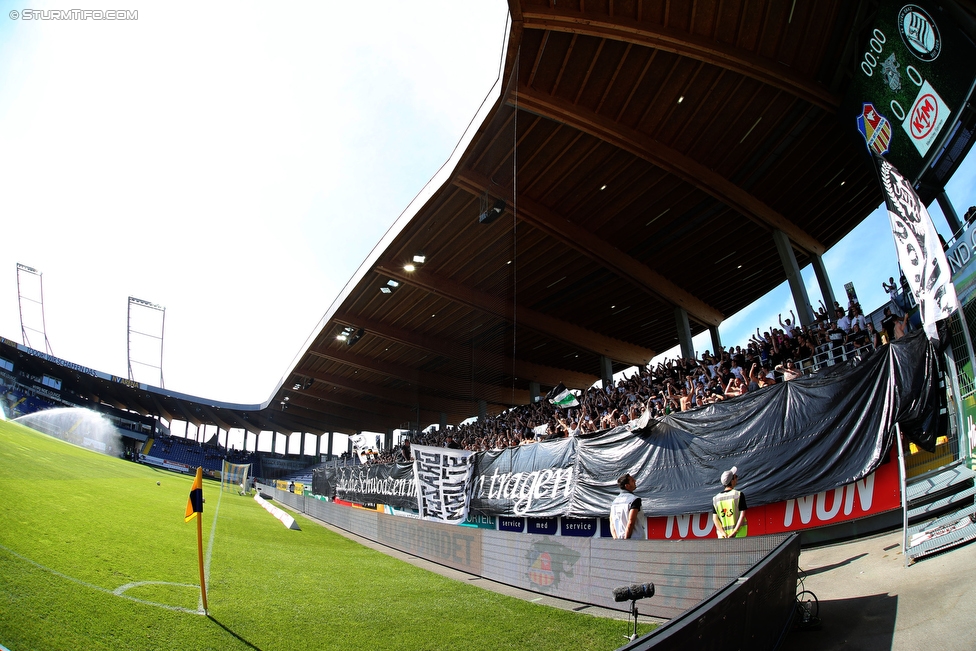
xmin=317 ymin=460 xmax=418 ymax=511
xmin=571 ymin=328 xmax=939 ymax=517
xmin=314 ymin=329 xmax=941 ymax=519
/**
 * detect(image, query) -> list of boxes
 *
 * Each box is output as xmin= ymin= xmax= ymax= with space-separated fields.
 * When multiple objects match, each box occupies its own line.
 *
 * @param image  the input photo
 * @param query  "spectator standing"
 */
xmin=848 ymin=322 xmax=869 ymax=352
xmin=779 ymin=310 xmax=796 ymax=338
xmin=609 ymin=473 xmax=645 ymax=539
xmin=881 ymin=308 xmax=898 ymax=343
xmin=712 ymin=467 xmax=748 ymax=538
xmin=866 ymin=321 xmax=883 ymax=349
xmin=883 ymin=276 xmax=904 ymax=315
xmin=836 ymin=307 xmax=852 ymax=333
xmin=827 ymin=318 xmax=847 ymax=356
xmin=397 ymin=438 xmax=413 ymax=462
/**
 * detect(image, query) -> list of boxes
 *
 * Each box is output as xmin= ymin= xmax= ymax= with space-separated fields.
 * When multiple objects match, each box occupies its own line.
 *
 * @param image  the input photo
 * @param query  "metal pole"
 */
xmin=955 ymin=308 xmax=976 ymax=399
xmin=896 ymin=423 xmax=910 ymax=567
xmin=943 ymin=342 xmax=968 ymax=461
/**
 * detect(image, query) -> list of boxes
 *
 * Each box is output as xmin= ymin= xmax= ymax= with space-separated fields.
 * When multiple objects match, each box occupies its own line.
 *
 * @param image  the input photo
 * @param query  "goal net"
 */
xmin=221 ymin=460 xmax=252 ymax=494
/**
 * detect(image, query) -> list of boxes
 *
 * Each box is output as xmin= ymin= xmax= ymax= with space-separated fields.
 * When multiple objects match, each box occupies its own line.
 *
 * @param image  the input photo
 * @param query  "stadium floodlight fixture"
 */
xmin=381 ymin=278 xmax=401 ymax=295
xmin=337 ymin=325 xmax=358 ymax=341
xmin=404 ymin=263 xmax=416 ymax=272
xmin=412 ymin=254 xmax=426 ymax=264
xmin=478 ymin=197 xmax=506 ymax=224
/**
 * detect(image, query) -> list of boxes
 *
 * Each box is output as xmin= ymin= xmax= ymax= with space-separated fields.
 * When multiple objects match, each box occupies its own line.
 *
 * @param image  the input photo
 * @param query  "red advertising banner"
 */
xmin=645 ymin=451 xmax=901 ymax=540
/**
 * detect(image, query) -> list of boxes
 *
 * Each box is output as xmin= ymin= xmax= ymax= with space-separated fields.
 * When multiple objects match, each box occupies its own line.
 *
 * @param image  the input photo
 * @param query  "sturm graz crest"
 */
xmin=898 ymin=4 xmax=941 ymax=61
xmin=879 ymin=159 xmax=923 ymax=229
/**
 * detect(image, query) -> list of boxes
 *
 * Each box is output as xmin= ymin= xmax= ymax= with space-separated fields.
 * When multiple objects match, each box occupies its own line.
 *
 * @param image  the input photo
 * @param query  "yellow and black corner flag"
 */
xmin=185 ymin=466 xmax=203 ymax=522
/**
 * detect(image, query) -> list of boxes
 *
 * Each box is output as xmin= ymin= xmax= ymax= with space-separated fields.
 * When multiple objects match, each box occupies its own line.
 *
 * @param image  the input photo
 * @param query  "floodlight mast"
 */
xmin=16 ymin=263 xmax=54 ymax=355
xmin=127 ymin=296 xmax=166 ymax=388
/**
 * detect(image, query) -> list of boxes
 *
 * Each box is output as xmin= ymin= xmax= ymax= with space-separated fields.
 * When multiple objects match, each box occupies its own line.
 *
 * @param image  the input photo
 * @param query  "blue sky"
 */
xmin=1 ymin=2 xmax=975 ymax=448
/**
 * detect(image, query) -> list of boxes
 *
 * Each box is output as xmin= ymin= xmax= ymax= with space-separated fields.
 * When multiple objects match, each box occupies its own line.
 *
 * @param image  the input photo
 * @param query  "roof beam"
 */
xmin=281 ymin=393 xmax=407 ymax=432
xmin=375 ymin=265 xmax=655 ymax=367
xmin=170 ymin=399 xmax=204 ymax=429
xmin=512 ymin=86 xmax=826 ymax=256
xmin=294 ymin=369 xmax=481 ymax=423
xmin=146 ymin=395 xmax=177 ymax=425
xmin=455 ymin=170 xmax=723 ymax=327
xmin=519 ymin=9 xmax=840 ymax=111
xmin=245 ymin=409 xmax=335 ymax=436
xmin=332 ymin=311 xmax=599 ymax=389
xmin=197 ymin=405 xmax=237 ymax=434
xmin=309 ymin=347 xmax=530 ymax=406
xmin=285 ymin=388 xmax=432 ymax=425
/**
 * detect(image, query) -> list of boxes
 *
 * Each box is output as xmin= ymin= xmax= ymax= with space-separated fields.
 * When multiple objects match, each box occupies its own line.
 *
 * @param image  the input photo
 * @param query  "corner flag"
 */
xmin=185 ymin=466 xmax=203 ymax=522
xmin=184 ymin=465 xmax=208 ymax=613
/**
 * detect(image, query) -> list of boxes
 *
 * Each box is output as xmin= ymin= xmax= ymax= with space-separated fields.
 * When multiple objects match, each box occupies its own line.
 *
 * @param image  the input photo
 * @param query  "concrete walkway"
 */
xmin=784 ymin=530 xmax=976 ymax=650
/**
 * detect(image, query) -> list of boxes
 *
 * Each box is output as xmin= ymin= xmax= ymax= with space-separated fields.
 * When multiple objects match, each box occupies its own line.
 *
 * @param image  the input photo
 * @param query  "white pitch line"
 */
xmin=198 ymin=483 xmax=224 ymax=612
xmin=0 ymin=542 xmax=203 ymax=615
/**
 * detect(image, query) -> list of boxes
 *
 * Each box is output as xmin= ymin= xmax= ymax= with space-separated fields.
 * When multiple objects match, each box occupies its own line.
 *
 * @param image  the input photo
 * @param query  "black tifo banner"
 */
xmin=313 ymin=329 xmax=942 ymax=519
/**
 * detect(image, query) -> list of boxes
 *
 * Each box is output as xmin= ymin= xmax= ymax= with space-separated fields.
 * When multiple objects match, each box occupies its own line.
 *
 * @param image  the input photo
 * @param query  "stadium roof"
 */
xmin=266 ymin=0 xmax=897 ymax=433
xmin=10 ymin=1 xmax=976 ymax=437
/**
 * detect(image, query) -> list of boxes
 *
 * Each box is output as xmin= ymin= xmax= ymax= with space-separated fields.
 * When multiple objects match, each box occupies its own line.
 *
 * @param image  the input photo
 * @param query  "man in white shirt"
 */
xmin=835 ymin=308 xmax=852 ymax=333
xmin=610 ymin=474 xmax=645 ymax=539
xmin=779 ymin=310 xmax=796 ymax=338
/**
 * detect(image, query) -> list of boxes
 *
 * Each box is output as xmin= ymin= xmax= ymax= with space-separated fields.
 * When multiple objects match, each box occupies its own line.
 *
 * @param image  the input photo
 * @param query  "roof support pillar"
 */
xmin=439 ymin=413 xmax=448 ymax=432
xmin=529 ymin=381 xmax=541 ymax=403
xmin=675 ymin=307 xmax=694 ymax=360
xmin=811 ymin=253 xmax=836 ymax=321
xmin=600 ymin=355 xmax=613 ymax=390
xmin=271 ymin=431 xmax=277 ymax=455
xmin=709 ymin=325 xmax=723 ymax=356
xmin=327 ymin=431 xmax=334 ymax=458
xmin=478 ymin=400 xmax=488 ymax=421
xmin=347 ymin=433 xmax=356 ymax=455
xmin=773 ymin=229 xmax=816 ymax=326
xmin=386 ymin=429 xmax=395 ymax=451
xmin=937 ymin=190 xmax=962 ymax=237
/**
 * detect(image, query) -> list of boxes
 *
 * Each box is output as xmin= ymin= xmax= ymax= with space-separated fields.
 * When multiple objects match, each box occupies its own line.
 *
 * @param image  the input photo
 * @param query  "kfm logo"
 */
xmin=909 ymin=93 xmax=938 ymax=139
xmin=902 ymin=80 xmax=950 ymax=156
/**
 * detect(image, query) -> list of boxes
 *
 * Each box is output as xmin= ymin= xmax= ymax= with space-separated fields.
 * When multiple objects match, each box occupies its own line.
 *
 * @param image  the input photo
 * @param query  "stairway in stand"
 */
xmin=905 ymin=460 xmax=976 ymax=563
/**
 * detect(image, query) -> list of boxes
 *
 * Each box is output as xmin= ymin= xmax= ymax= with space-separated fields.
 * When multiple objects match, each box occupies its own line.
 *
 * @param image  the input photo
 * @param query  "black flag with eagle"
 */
xmin=874 ymin=155 xmax=957 ymax=340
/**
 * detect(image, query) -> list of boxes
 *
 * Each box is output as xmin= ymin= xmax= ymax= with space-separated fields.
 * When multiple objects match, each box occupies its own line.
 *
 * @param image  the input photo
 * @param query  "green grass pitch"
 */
xmin=0 ymin=419 xmax=652 ymax=650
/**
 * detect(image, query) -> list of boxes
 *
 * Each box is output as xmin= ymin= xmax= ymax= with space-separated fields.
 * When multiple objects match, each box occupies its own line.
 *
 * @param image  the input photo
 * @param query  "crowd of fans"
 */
xmin=367 ymin=285 xmax=914 ymax=463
